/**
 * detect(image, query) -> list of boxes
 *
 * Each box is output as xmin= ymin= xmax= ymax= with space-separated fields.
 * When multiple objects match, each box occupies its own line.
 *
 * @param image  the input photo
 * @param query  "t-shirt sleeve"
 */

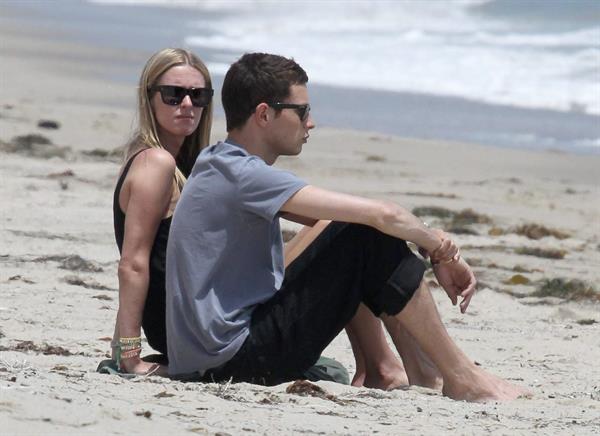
xmin=238 ymin=157 xmax=307 ymax=221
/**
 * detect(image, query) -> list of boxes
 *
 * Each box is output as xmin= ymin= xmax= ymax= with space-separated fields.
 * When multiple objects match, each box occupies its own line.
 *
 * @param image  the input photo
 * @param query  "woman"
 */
xmin=111 ymin=48 xmax=213 ymax=375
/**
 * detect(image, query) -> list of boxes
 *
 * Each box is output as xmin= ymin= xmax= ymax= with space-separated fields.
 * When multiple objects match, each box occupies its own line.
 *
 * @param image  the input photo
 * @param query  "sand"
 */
xmin=1 ymin=11 xmax=599 ymax=436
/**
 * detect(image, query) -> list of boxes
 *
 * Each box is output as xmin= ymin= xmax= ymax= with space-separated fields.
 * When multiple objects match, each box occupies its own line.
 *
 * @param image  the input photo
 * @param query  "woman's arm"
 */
xmin=113 ymin=148 xmax=175 ymax=374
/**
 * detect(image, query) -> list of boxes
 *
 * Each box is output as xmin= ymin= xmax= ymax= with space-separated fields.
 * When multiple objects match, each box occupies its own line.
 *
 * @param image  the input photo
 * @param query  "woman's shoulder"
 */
xmin=130 ymin=147 xmax=177 ymax=174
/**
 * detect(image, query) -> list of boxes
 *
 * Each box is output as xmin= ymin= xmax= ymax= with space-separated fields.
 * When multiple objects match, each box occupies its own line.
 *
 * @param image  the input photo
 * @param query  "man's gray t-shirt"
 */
xmin=166 ymin=141 xmax=307 ymax=376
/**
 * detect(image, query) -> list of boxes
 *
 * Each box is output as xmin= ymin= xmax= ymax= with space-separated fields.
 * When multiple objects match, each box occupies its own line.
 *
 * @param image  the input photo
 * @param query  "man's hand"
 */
xmin=433 ymin=257 xmax=477 ymax=313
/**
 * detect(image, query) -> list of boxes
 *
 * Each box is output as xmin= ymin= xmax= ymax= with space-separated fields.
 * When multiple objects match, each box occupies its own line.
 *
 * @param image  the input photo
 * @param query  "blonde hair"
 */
xmin=124 ymin=48 xmax=213 ymax=189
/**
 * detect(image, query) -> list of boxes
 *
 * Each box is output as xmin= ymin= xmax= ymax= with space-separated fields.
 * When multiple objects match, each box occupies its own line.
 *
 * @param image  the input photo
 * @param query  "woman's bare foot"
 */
xmin=119 ymin=356 xmax=168 ymax=377
xmin=442 ymin=366 xmax=531 ymax=402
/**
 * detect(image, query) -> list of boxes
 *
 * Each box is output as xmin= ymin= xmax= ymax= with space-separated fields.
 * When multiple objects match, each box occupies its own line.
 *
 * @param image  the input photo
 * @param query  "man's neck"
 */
xmin=226 ymin=131 xmax=277 ymax=165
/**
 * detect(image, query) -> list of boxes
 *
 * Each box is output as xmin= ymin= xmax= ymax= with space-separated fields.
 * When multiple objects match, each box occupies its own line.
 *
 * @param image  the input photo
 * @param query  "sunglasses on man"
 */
xmin=149 ymin=85 xmax=214 ymax=108
xmin=268 ymin=102 xmax=311 ymax=123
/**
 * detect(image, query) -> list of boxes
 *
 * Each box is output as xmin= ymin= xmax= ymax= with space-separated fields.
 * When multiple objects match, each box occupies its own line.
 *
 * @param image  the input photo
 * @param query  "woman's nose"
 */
xmin=180 ymin=94 xmax=193 ymax=107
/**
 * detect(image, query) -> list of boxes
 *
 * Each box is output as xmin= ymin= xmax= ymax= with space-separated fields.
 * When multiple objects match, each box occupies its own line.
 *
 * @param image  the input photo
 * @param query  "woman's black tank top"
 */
xmin=113 ymin=149 xmax=170 ymax=355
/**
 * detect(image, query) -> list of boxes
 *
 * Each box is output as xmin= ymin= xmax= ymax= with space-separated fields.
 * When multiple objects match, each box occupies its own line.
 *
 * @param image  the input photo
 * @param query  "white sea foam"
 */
xmin=90 ymin=0 xmax=600 ymax=115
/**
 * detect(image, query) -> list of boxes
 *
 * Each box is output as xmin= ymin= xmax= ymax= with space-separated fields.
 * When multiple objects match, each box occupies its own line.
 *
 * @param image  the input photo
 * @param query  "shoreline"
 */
xmin=2 ymin=0 xmax=598 ymax=155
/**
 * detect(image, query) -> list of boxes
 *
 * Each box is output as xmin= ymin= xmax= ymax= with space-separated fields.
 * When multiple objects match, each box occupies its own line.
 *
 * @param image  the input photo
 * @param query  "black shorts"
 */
xmin=201 ymin=222 xmax=426 ymax=385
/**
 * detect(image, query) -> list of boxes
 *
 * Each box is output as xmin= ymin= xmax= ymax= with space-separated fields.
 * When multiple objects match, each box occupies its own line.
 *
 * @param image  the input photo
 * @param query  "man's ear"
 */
xmin=254 ymin=102 xmax=271 ymax=126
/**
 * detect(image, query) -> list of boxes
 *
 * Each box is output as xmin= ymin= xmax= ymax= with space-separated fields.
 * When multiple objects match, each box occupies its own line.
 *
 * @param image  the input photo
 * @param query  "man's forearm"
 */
xmin=282 ymin=186 xmax=445 ymax=253
xmin=369 ymin=200 xmax=442 ymax=253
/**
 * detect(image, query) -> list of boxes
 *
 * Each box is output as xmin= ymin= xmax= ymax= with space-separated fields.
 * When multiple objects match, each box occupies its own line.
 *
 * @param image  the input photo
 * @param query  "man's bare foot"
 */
xmin=351 ymin=371 xmax=366 ymax=387
xmin=406 ymin=371 xmax=443 ymax=391
xmin=351 ymin=363 xmax=409 ymax=390
xmin=442 ymin=366 xmax=531 ymax=402
xmin=403 ymin=355 xmax=443 ymax=390
xmin=363 ymin=371 xmax=409 ymax=391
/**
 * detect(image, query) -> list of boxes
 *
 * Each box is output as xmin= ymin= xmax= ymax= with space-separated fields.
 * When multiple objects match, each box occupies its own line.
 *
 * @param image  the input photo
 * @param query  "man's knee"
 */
xmin=368 ymin=258 xmax=426 ymax=317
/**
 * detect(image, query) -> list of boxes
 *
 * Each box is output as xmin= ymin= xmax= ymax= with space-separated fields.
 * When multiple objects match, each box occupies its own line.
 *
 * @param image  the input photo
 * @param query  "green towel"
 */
xmin=302 ymin=356 xmax=350 ymax=385
xmin=96 ymin=359 xmax=137 ymax=379
xmin=96 ymin=355 xmax=349 ymax=385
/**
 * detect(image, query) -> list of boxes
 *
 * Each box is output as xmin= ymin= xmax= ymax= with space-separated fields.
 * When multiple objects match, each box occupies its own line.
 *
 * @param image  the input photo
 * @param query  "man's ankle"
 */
xmin=363 ymin=361 xmax=408 ymax=389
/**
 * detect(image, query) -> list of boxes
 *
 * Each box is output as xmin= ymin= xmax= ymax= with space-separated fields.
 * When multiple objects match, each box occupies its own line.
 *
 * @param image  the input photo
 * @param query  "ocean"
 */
xmin=6 ymin=0 xmax=600 ymax=153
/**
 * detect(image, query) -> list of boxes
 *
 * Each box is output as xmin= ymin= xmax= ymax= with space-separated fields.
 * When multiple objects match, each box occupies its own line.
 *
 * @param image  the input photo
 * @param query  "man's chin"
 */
xmin=282 ymin=145 xmax=303 ymax=157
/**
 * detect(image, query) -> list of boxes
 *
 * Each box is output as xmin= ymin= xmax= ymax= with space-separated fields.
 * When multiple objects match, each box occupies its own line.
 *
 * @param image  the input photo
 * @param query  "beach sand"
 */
xmin=1 ymin=10 xmax=599 ymax=436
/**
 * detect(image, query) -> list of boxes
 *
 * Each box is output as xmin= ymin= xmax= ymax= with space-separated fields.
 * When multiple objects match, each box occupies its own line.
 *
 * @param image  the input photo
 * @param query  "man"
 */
xmin=166 ymin=53 xmax=527 ymax=401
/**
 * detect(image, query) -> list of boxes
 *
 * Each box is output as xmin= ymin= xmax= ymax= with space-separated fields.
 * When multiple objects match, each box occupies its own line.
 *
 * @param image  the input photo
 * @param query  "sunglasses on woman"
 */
xmin=268 ymin=102 xmax=311 ymax=122
xmin=149 ymin=85 xmax=214 ymax=108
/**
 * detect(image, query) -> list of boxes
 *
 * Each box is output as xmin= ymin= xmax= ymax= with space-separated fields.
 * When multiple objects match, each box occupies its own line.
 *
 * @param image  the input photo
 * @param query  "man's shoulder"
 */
xmin=187 ymin=142 xmax=261 ymax=195
xmin=203 ymin=141 xmax=273 ymax=175
xmin=196 ymin=142 xmax=303 ymax=192
xmin=200 ymin=141 xmax=259 ymax=167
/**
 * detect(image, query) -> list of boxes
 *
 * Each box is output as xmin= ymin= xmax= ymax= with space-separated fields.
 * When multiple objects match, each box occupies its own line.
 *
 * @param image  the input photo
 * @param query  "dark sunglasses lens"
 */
xmin=298 ymin=105 xmax=309 ymax=121
xmin=159 ymin=86 xmax=185 ymax=106
xmin=189 ymin=89 xmax=212 ymax=107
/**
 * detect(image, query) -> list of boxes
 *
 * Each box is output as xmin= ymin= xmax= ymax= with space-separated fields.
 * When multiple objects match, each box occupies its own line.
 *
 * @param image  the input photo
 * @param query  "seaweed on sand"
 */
xmin=503 ymin=274 xmax=531 ymax=285
xmin=451 ymin=208 xmax=492 ymax=226
xmin=513 ymin=223 xmax=570 ymax=240
xmin=0 ymin=340 xmax=73 ymax=356
xmin=0 ymin=134 xmax=71 ymax=159
xmin=412 ymin=206 xmax=492 ymax=227
xmin=82 ymin=147 xmax=122 ymax=161
xmin=365 ymin=154 xmax=386 ymax=162
xmin=63 ymin=275 xmax=114 ymax=291
xmin=412 ymin=206 xmax=454 ymax=219
xmin=47 ymin=169 xmax=75 ymax=178
xmin=37 ymin=119 xmax=61 ymax=129
xmin=446 ymin=226 xmax=479 ymax=236
xmin=59 ymin=255 xmax=104 ymax=272
xmin=532 ymin=278 xmax=599 ymax=302
xmin=488 ymin=227 xmax=505 ymax=236
xmin=404 ymin=192 xmax=458 ymax=199
xmin=286 ymin=380 xmax=346 ymax=405
xmin=32 ymin=254 xmax=103 ymax=272
xmin=515 ymin=247 xmax=566 ymax=259
xmin=576 ymin=319 xmax=597 ymax=325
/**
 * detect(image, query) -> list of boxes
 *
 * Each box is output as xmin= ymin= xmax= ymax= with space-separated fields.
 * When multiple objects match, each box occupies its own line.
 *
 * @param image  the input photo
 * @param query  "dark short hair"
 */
xmin=222 ymin=53 xmax=308 ymax=131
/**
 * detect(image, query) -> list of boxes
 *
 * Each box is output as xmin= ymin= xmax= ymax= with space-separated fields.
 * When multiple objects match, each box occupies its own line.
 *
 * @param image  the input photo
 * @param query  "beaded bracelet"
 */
xmin=111 ymin=336 xmax=143 ymax=370
xmin=119 ymin=336 xmax=142 ymax=344
xmin=120 ymin=347 xmax=142 ymax=360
